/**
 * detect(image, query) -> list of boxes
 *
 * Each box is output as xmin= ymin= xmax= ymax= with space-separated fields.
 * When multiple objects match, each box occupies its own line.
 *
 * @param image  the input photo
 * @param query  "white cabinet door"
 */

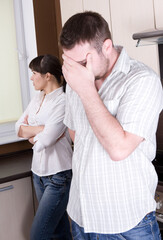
xmin=154 ymin=0 xmax=163 ymax=29
xmin=0 ymin=177 xmax=34 ymax=240
xmin=83 ymin=0 xmax=111 ymax=31
xmin=60 ymin=0 xmax=83 ymax=26
xmin=110 ymin=0 xmax=160 ymax=75
xmin=60 ymin=0 xmax=112 ymax=31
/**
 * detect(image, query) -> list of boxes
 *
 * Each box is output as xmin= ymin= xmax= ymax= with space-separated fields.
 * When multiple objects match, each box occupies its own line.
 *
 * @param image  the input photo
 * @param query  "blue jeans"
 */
xmin=71 ymin=212 xmax=161 ymax=240
xmin=30 ymin=170 xmax=72 ymax=240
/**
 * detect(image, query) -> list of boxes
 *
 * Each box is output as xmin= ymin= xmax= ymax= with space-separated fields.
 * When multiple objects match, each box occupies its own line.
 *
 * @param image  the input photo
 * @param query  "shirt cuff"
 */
xmin=33 ymin=136 xmax=44 ymax=152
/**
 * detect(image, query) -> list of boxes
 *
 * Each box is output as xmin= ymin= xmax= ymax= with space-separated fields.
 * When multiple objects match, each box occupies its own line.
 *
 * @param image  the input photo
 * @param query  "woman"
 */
xmin=15 ymin=54 xmax=72 ymax=240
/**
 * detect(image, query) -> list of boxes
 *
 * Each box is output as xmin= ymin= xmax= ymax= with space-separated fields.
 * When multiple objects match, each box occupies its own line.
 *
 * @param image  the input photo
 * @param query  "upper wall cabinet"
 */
xmin=60 ymin=0 xmax=111 ymax=32
xmin=60 ymin=0 xmax=83 ymax=25
xmin=154 ymin=0 xmax=163 ymax=29
xmin=110 ymin=0 xmax=160 ymax=75
xmin=59 ymin=0 xmax=112 ymax=64
xmin=82 ymin=0 xmax=111 ymax=31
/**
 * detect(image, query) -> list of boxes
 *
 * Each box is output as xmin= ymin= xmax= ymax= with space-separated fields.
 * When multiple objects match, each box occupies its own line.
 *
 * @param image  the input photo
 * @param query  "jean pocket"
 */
xmin=133 ymin=212 xmax=161 ymax=240
xmin=71 ymin=220 xmax=84 ymax=240
xmin=48 ymin=170 xmax=72 ymax=188
xmin=136 ymin=212 xmax=155 ymax=228
xmin=57 ymin=169 xmax=72 ymax=181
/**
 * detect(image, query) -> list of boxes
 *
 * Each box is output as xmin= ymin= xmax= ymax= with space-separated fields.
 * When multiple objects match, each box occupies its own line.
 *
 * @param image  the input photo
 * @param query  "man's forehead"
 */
xmin=63 ymin=51 xmax=86 ymax=63
xmin=63 ymin=42 xmax=92 ymax=61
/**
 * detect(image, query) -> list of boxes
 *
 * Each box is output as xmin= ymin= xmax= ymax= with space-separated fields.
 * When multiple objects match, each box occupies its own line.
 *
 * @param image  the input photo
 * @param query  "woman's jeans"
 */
xmin=71 ymin=211 xmax=161 ymax=240
xmin=30 ymin=170 xmax=72 ymax=240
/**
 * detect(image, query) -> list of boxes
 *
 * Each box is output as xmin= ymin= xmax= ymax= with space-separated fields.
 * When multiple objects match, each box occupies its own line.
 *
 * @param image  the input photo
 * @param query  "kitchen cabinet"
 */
xmin=109 ymin=0 xmax=160 ymax=75
xmin=154 ymin=0 xmax=163 ymax=29
xmin=60 ymin=0 xmax=111 ymax=32
xmin=0 ymin=177 xmax=34 ymax=240
xmin=82 ymin=0 xmax=111 ymax=29
xmin=60 ymin=0 xmax=83 ymax=25
xmin=0 ymin=149 xmax=34 ymax=240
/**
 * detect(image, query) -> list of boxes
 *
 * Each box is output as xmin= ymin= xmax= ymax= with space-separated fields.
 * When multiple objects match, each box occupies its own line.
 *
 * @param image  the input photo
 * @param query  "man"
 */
xmin=60 ymin=11 xmax=163 ymax=239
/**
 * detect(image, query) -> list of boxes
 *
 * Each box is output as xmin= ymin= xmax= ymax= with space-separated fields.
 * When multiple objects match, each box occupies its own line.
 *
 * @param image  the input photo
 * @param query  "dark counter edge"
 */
xmin=0 ymin=171 xmax=32 ymax=184
xmin=0 ymin=140 xmax=32 ymax=156
xmin=0 ymin=140 xmax=33 ymax=184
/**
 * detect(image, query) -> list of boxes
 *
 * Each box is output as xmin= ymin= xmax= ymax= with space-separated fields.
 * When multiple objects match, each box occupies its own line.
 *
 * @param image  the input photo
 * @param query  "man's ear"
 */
xmin=102 ymin=39 xmax=112 ymax=57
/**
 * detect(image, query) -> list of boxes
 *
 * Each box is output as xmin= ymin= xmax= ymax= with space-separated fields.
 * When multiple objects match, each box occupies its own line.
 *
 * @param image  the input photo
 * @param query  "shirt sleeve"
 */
xmin=33 ymin=97 xmax=66 ymax=152
xmin=15 ymin=98 xmax=34 ymax=137
xmin=63 ymin=84 xmax=75 ymax=130
xmin=117 ymin=72 xmax=163 ymax=139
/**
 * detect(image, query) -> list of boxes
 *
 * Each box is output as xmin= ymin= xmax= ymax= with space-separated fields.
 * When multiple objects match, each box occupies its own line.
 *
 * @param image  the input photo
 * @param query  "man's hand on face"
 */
xmin=62 ymin=53 xmax=95 ymax=96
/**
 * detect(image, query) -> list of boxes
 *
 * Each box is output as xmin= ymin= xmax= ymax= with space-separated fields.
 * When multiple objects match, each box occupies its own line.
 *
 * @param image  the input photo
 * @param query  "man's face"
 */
xmin=63 ymin=42 xmax=110 ymax=81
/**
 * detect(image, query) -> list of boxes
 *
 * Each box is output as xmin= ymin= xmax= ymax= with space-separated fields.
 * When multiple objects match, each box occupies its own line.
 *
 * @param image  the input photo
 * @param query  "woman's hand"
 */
xmin=28 ymin=137 xmax=35 ymax=145
xmin=23 ymin=115 xmax=29 ymax=125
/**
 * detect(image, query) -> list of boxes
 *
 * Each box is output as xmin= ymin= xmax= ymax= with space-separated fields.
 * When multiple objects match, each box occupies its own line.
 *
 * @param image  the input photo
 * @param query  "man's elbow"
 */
xmin=106 ymin=147 xmax=131 ymax=161
xmin=105 ymin=137 xmax=143 ymax=161
xmin=109 ymin=153 xmax=127 ymax=161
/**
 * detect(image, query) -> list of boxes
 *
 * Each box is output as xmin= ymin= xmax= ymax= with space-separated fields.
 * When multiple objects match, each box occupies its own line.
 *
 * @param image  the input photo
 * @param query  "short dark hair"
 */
xmin=29 ymin=54 xmax=66 ymax=91
xmin=59 ymin=11 xmax=112 ymax=52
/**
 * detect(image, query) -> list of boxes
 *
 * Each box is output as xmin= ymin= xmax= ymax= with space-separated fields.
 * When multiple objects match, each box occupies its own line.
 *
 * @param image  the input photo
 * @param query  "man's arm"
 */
xmin=78 ymin=88 xmax=143 ymax=161
xmin=62 ymin=53 xmax=143 ymax=161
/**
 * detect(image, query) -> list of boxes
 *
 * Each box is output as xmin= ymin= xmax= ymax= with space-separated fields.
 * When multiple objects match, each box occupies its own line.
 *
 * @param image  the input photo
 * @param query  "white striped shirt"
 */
xmin=64 ymin=46 xmax=163 ymax=234
xmin=15 ymin=87 xmax=72 ymax=176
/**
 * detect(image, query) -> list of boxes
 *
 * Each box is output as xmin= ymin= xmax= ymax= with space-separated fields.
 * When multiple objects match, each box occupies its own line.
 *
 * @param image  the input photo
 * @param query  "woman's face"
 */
xmin=30 ymin=71 xmax=47 ymax=91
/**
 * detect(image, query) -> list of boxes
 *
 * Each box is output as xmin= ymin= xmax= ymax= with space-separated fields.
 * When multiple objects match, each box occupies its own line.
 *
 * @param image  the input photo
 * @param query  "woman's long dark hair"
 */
xmin=29 ymin=54 xmax=66 ymax=92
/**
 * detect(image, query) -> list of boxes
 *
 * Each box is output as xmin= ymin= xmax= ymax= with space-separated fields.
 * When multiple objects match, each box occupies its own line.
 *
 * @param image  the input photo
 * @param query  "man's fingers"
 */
xmin=86 ymin=53 xmax=93 ymax=72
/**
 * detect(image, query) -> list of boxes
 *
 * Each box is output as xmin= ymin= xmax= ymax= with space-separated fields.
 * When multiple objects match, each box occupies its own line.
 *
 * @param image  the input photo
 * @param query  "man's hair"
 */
xmin=59 ymin=11 xmax=112 ymax=52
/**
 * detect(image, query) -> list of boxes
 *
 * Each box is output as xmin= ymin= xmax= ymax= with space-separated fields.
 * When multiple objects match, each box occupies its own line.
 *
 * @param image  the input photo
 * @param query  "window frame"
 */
xmin=0 ymin=0 xmax=32 ymax=145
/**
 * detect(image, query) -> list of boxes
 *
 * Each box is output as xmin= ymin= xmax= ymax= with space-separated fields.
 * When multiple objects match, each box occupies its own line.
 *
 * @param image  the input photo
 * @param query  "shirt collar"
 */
xmin=112 ymin=46 xmax=131 ymax=75
xmin=40 ymin=87 xmax=64 ymax=100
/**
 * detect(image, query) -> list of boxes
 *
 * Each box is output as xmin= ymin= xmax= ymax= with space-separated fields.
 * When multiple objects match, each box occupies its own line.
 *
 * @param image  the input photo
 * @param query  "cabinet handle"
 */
xmin=0 ymin=185 xmax=14 ymax=192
